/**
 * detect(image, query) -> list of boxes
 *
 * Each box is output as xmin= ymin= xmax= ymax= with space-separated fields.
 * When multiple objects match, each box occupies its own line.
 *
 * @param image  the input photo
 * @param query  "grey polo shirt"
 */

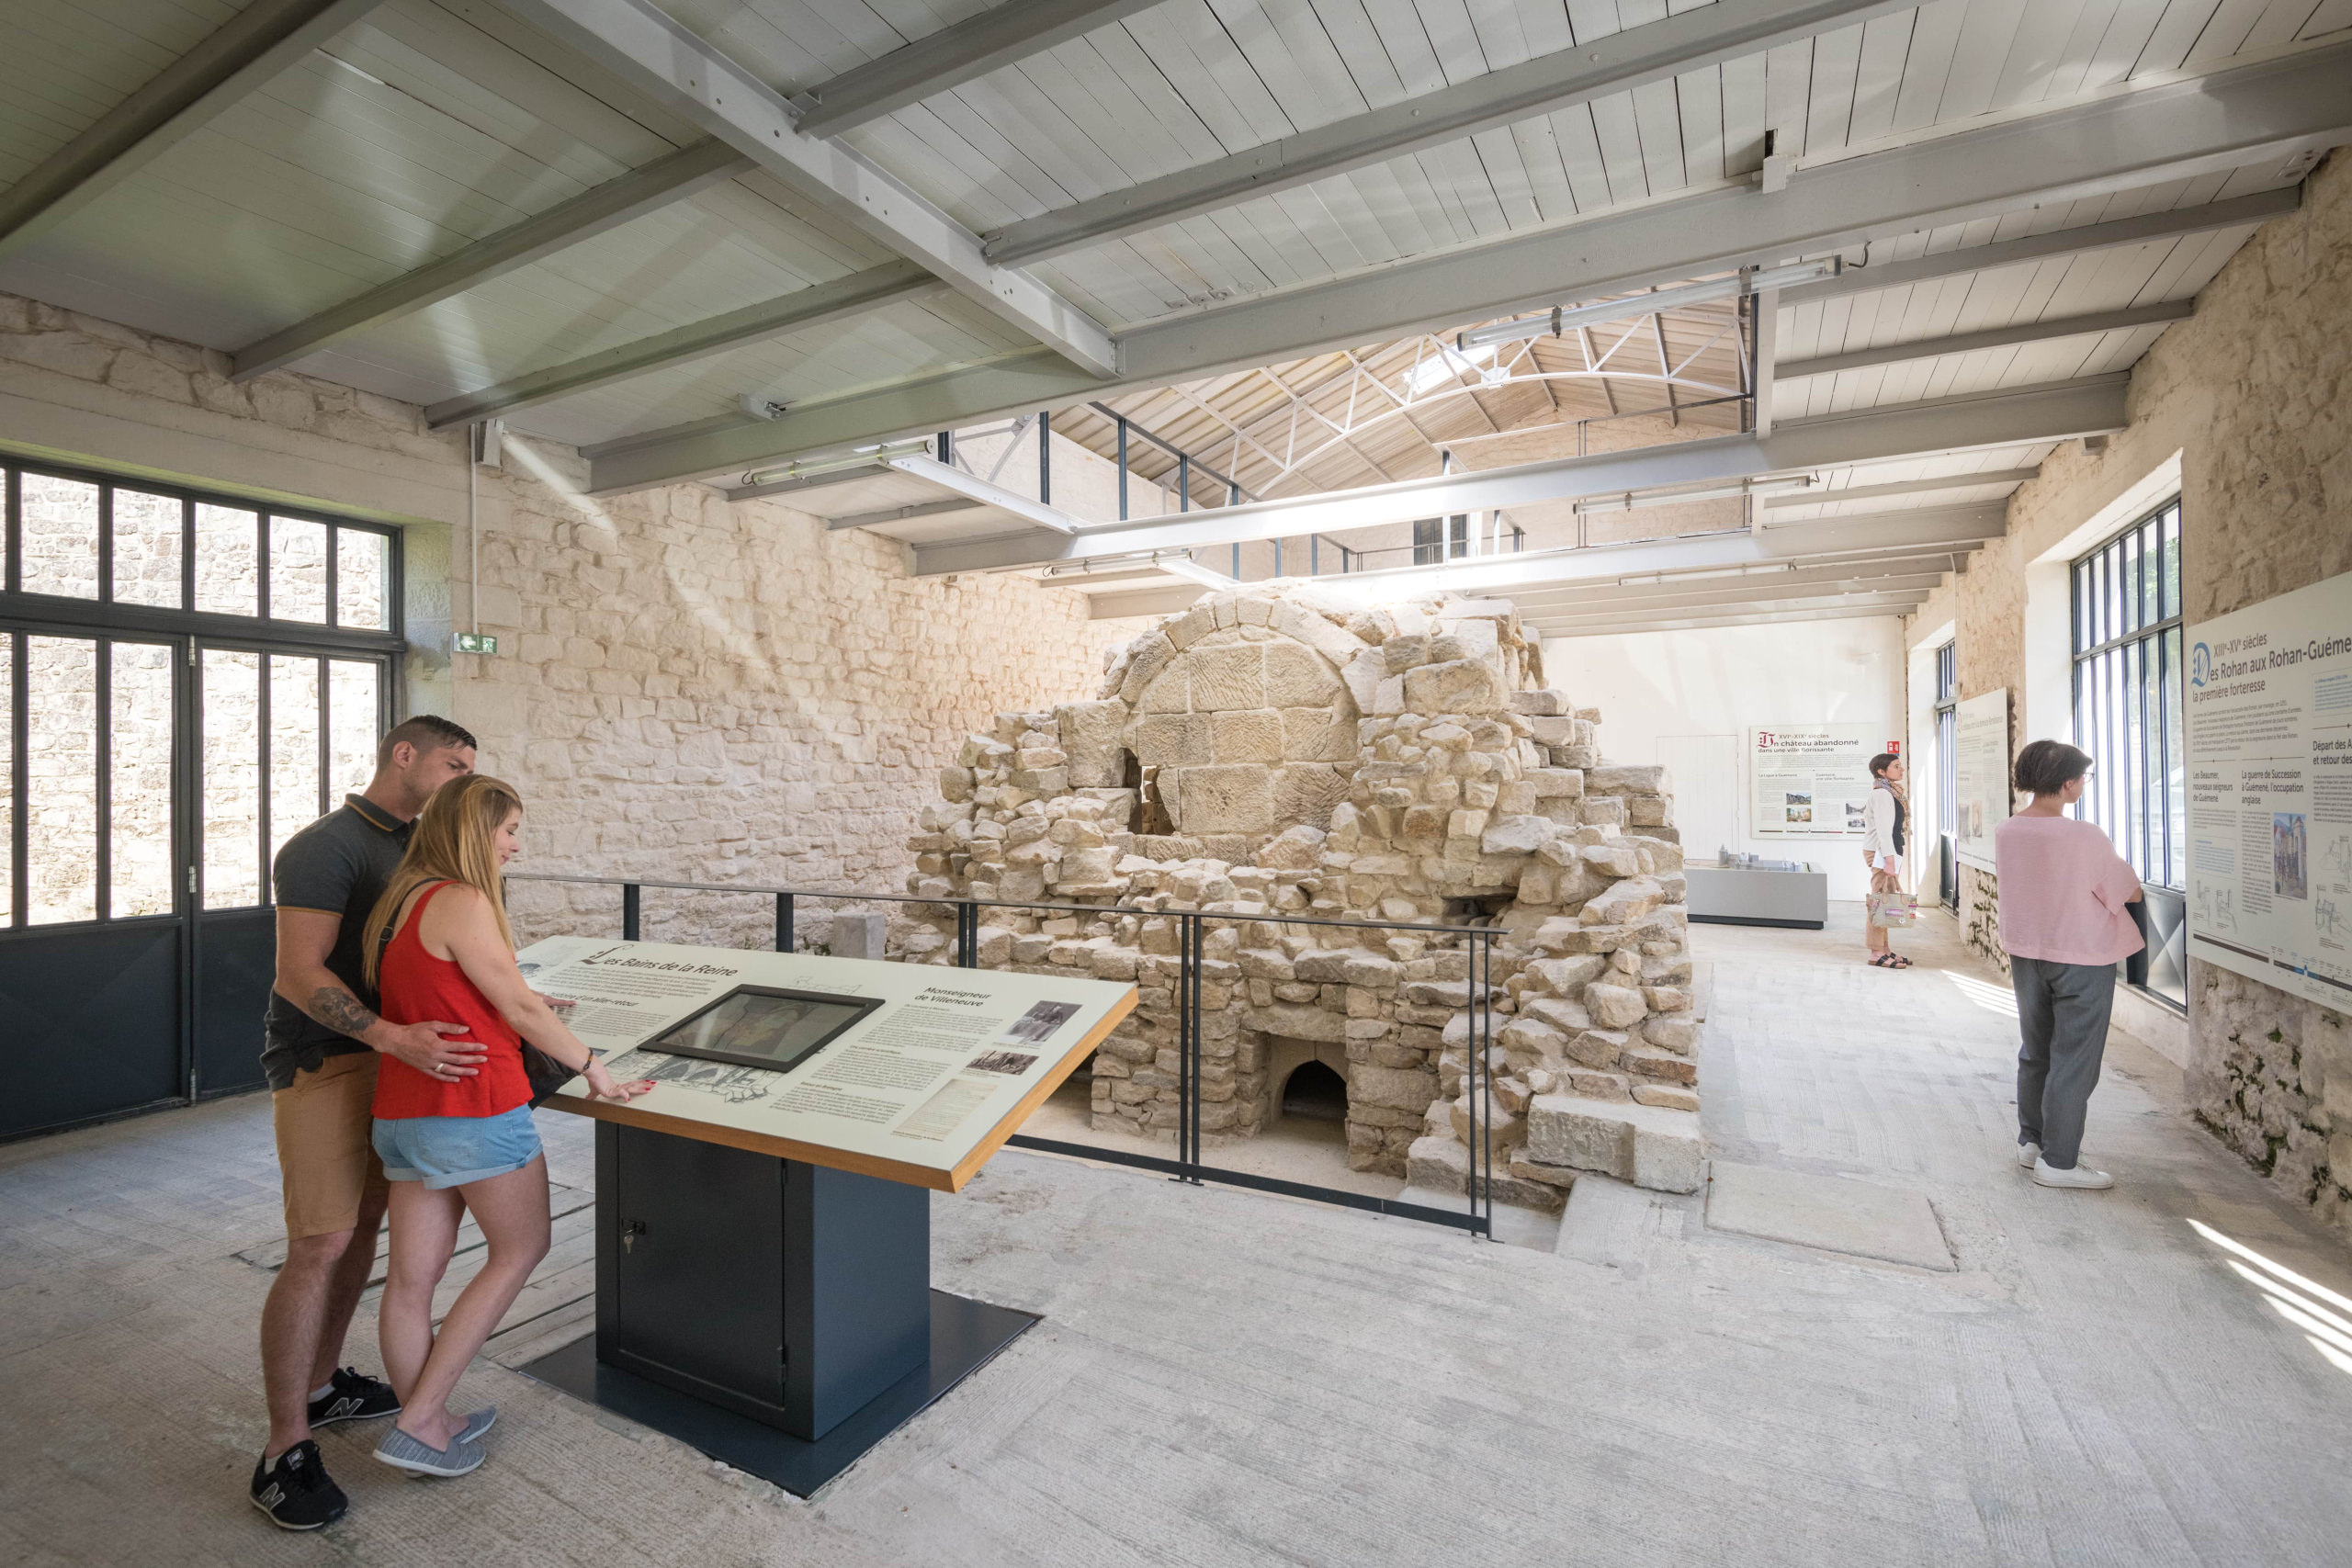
xmin=261 ymin=794 xmax=412 ymax=1090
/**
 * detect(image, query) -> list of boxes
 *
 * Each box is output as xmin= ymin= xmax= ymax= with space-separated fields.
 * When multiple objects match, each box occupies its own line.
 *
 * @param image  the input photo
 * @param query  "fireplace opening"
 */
xmin=1280 ymin=1059 xmax=1348 ymax=1123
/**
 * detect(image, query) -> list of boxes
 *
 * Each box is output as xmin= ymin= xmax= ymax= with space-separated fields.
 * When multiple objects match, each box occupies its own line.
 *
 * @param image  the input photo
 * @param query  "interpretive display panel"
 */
xmin=1953 ymin=690 xmax=2010 ymax=873
xmin=518 ymin=937 xmax=1136 ymax=1190
xmin=1747 ymin=725 xmax=1890 ymax=837
xmin=2185 ymin=569 xmax=2352 ymax=1010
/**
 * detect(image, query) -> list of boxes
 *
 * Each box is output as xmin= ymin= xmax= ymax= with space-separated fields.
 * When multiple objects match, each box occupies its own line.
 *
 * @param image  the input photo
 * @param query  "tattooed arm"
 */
xmin=275 ymin=907 xmax=486 ymax=1077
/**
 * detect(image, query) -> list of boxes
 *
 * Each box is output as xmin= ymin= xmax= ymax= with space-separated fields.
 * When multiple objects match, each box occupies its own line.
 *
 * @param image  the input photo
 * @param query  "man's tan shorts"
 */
xmin=273 ymin=1052 xmax=389 ymax=1239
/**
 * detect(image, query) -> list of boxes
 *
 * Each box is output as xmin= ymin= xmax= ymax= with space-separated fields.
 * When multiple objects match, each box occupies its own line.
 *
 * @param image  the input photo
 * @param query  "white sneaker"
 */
xmin=2031 ymin=1158 xmax=2114 ymax=1190
xmin=2017 ymin=1142 xmax=2041 ymax=1169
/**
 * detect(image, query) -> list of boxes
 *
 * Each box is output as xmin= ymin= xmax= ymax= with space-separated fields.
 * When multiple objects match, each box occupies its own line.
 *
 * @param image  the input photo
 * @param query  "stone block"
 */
xmin=1341 ymin=647 xmax=1385 ymax=713
xmin=1057 ymin=699 xmax=1131 ymax=788
xmin=1589 ymin=763 xmax=1670 ymax=795
xmin=1186 ymin=644 xmax=1266 ymax=710
xmin=1245 ymin=1002 xmax=1347 ymax=1043
xmin=1211 ymin=707 xmax=1284 ymax=762
xmin=1628 ymin=795 xmax=1674 ymax=827
xmin=1631 ymin=1084 xmax=1700 ymax=1111
xmin=1352 ymin=1062 xmax=1441 ymax=1112
xmin=1167 ymin=763 xmax=1273 ymax=835
xmin=1523 ymin=1094 xmax=1704 ymax=1192
xmin=1623 ymin=1045 xmax=1697 ymax=1085
xmin=1524 ymin=715 xmax=1577 ymax=745
xmin=1527 ymin=767 xmax=1585 ymax=798
xmin=1402 ymin=657 xmax=1503 ymax=714
xmin=1407 ymin=1134 xmax=1468 ymax=1194
xmin=1645 ymin=1016 xmax=1701 ymax=1054
xmin=1263 ymin=640 xmax=1344 ymax=708
xmin=1136 ymin=670 xmax=1189 ymax=712
xmin=830 ymin=912 xmax=887 ymax=961
xmin=1584 ymin=982 xmax=1648 ymax=1029
xmin=1480 ymin=814 xmax=1551 ymax=855
xmin=1563 ymin=1027 xmax=1629 ymax=1071
xmin=1282 ymin=706 xmax=1355 ymax=761
xmin=1450 ymin=1096 xmax=1526 ymax=1154
xmin=1272 ymin=763 xmax=1350 ymax=829
xmin=1117 ymin=631 xmax=1177 ymax=704
xmin=1510 ymin=689 xmax=1568 ymax=716
xmin=1135 ymin=712 xmax=1211 ymax=767
xmin=1580 ymin=795 xmax=1629 ymax=828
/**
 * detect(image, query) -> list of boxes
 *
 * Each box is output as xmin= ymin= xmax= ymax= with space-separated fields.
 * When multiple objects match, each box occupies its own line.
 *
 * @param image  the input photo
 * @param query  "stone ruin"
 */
xmin=899 ymin=584 xmax=1703 ymax=1209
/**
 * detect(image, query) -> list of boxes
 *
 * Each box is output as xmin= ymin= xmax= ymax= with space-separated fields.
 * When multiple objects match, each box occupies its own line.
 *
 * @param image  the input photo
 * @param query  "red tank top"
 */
xmin=370 ymin=881 xmax=534 ymax=1121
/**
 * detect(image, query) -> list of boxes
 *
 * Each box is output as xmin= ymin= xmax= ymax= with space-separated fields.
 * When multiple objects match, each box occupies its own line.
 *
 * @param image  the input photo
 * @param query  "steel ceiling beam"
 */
xmin=1778 ymin=300 xmax=2194 ymax=381
xmin=495 ymin=0 xmax=1116 ymax=377
xmin=910 ymin=380 xmax=2113 ymax=573
xmin=1291 ymin=503 xmax=2007 ymax=604
xmin=793 ymin=0 xmax=1166 ymax=138
xmin=231 ymin=138 xmax=749 ymax=380
xmin=422 ymin=262 xmax=938 ymax=429
xmin=1528 ymin=585 xmax=1935 ymax=625
xmin=582 ymin=40 xmax=2347 ymax=494
xmin=984 ymin=0 xmax=1916 ymax=265
xmin=1763 ymin=468 xmax=2040 ymax=507
xmin=1779 ymin=184 xmax=2302 ymax=305
xmin=0 ymin=0 xmax=388 ymax=259
xmin=1507 ymin=564 xmax=1954 ymax=613
xmin=1527 ymin=597 xmax=1929 ymax=637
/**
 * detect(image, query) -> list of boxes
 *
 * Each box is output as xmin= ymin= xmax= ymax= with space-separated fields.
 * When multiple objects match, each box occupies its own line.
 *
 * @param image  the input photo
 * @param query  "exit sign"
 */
xmin=454 ymin=632 xmax=499 ymax=655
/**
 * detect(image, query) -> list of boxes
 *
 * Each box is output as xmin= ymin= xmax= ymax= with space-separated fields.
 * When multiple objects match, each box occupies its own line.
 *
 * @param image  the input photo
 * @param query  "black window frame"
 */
xmin=2068 ymin=497 xmax=2184 ymax=893
xmin=1934 ymin=640 xmax=1958 ymax=912
xmin=1 ymin=456 xmax=408 ymax=931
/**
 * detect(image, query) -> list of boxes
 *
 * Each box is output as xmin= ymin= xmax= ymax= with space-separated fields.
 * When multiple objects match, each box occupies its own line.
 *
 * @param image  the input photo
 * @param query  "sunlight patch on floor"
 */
xmin=2191 ymin=1217 xmax=2352 ymax=1379
xmin=1942 ymin=970 xmax=2018 ymax=1018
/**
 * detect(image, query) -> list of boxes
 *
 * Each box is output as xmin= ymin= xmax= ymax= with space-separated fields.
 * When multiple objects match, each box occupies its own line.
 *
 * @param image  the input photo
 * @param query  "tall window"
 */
xmin=1934 ymin=641 xmax=1958 ymax=911
xmin=2070 ymin=498 xmax=2187 ymax=1008
xmin=2070 ymin=500 xmax=2185 ymax=889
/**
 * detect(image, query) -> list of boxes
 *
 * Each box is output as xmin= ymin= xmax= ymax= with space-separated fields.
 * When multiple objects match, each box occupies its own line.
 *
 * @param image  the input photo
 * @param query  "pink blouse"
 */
xmin=1993 ymin=816 xmax=2145 ymax=966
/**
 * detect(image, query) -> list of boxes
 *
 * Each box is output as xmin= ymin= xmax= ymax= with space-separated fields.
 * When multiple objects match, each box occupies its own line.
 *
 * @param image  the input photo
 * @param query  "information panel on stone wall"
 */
xmin=1747 ymin=725 xmax=1891 ymax=837
xmin=517 ymin=937 xmax=1136 ymax=1190
xmin=1953 ymin=690 xmax=2011 ymax=873
xmin=2185 ymin=570 xmax=2352 ymax=1011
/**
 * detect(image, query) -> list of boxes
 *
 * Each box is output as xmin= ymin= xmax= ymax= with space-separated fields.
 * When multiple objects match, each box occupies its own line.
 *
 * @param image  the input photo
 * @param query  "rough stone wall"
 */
xmin=0 ymin=291 xmax=1144 ymax=950
xmin=1904 ymin=151 xmax=2352 ymax=1234
xmin=899 ymin=583 xmax=1704 ymax=1210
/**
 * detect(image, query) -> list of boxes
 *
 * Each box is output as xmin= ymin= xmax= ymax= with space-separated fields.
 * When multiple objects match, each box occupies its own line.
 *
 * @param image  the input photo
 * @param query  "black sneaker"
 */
xmin=309 ymin=1367 xmax=401 ymax=1427
xmin=250 ymin=1439 xmax=347 ymax=1530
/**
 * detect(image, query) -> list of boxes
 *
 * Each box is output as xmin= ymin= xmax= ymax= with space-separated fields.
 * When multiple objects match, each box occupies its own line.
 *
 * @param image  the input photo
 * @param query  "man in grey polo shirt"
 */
xmin=250 ymin=716 xmax=482 ymax=1530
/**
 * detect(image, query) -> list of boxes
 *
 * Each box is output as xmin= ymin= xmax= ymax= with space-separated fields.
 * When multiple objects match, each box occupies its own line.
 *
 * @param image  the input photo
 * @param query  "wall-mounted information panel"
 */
xmin=2186 ymin=569 xmax=2352 ymax=1010
xmin=1953 ymin=690 xmax=2011 ymax=874
xmin=522 ymin=936 xmax=1136 ymax=1190
xmin=1747 ymin=724 xmax=1891 ymax=838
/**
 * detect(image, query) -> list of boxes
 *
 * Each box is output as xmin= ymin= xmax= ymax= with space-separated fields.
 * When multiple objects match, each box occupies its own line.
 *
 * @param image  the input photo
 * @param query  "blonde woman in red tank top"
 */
xmin=357 ymin=775 xmax=650 ymax=1477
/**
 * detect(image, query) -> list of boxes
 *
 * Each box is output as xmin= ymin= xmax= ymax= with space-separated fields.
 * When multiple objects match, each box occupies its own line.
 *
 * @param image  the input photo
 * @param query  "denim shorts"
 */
xmin=371 ymin=1105 xmax=543 ymax=1190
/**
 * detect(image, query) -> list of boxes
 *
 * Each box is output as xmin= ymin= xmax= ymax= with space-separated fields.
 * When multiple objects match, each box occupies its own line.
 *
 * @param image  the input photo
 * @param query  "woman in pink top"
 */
xmin=1992 ymin=739 xmax=2143 ymax=1190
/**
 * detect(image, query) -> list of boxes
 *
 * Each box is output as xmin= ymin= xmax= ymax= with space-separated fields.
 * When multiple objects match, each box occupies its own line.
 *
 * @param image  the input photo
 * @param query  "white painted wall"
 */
xmin=1543 ymin=616 xmax=1909 ymax=901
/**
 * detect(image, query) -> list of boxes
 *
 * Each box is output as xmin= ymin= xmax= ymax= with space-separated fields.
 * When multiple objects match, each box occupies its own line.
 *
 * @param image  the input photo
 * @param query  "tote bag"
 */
xmin=1867 ymin=890 xmax=1918 ymax=929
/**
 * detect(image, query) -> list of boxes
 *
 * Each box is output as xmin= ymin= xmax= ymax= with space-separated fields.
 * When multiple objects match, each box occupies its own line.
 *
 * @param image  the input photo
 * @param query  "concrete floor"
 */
xmin=5 ymin=906 xmax=2350 ymax=1566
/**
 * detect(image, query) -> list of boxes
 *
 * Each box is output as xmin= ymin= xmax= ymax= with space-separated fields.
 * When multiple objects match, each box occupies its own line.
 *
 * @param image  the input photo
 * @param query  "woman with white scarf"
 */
xmin=1861 ymin=752 xmax=1910 ymax=969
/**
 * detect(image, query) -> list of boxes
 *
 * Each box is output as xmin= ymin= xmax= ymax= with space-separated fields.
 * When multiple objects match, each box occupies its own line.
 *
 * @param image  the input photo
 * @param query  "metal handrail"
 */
xmin=503 ymin=871 xmax=1498 ymax=1236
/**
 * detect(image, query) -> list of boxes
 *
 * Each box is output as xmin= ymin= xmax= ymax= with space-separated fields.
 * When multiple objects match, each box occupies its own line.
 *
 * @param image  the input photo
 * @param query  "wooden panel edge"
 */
xmin=945 ymin=985 xmax=1139 ymax=1191
xmin=539 ymin=1095 xmax=958 ymax=1191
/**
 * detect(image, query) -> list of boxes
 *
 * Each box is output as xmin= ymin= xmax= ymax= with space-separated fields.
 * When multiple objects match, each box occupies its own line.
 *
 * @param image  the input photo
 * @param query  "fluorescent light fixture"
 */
xmin=1457 ymin=259 xmax=1842 ymax=352
xmin=741 ymin=439 xmax=931 ymax=489
xmin=1574 ymin=474 xmax=1815 ymax=514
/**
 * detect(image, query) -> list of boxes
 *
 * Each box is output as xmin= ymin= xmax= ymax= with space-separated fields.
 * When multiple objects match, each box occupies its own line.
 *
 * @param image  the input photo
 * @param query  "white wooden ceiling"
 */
xmin=1 ymin=0 xmax=2347 ymax=633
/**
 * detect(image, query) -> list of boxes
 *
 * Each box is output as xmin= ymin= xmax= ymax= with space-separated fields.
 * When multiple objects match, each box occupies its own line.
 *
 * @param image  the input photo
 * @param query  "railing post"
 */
xmin=1116 ymin=416 xmax=1128 ymax=520
xmin=621 ymin=882 xmax=640 ymax=942
xmin=775 ymin=891 xmax=794 ymax=952
xmin=1038 ymin=410 xmax=1050 ymax=505
xmin=956 ymin=900 xmax=978 ymax=968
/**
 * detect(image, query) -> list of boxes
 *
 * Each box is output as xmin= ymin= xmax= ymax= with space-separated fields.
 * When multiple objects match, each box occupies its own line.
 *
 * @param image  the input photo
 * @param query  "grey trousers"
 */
xmin=2009 ymin=955 xmax=2117 ymax=1169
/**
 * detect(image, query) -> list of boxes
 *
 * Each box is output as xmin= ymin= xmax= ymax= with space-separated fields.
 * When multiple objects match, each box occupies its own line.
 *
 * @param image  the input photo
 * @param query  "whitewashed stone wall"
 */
xmin=1905 ymin=151 xmax=2352 ymax=1235
xmin=0 ymin=290 xmax=1147 ymax=949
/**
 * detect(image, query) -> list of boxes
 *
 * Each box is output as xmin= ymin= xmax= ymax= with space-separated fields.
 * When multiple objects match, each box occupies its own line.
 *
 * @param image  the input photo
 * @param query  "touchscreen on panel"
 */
xmin=643 ymin=987 xmax=876 ymax=1074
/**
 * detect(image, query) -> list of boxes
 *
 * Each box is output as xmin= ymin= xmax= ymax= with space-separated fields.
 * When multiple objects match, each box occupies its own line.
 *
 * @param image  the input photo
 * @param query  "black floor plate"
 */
xmin=518 ymin=1291 xmax=1039 ymax=1496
